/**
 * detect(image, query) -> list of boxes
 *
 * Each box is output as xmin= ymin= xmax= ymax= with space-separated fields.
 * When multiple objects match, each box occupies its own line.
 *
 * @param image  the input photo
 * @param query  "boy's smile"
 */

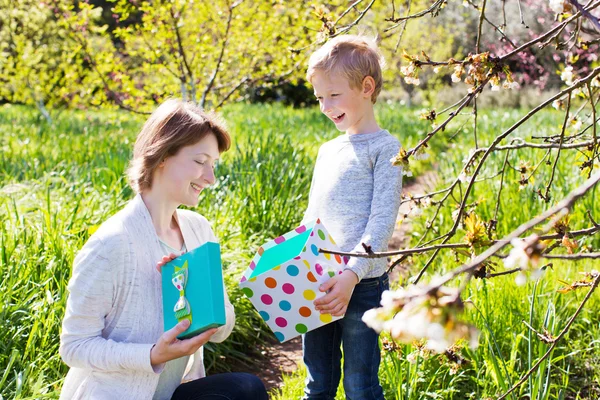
xmin=311 ymin=70 xmax=379 ymax=135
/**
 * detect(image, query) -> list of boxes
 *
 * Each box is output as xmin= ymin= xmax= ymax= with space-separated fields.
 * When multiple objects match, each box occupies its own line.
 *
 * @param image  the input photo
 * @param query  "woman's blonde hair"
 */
xmin=127 ymin=99 xmax=231 ymax=193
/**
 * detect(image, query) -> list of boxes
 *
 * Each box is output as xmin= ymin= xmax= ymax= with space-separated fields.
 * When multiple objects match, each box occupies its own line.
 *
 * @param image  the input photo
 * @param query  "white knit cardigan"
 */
xmin=59 ymin=194 xmax=235 ymax=400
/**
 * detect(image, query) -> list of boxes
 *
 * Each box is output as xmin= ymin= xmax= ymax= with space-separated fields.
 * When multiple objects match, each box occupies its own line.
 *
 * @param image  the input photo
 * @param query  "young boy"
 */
xmin=301 ymin=35 xmax=403 ymax=400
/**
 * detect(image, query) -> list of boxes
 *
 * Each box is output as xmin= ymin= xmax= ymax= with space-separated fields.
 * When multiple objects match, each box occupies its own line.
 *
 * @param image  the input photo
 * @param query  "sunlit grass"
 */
xmin=1 ymin=103 xmax=598 ymax=399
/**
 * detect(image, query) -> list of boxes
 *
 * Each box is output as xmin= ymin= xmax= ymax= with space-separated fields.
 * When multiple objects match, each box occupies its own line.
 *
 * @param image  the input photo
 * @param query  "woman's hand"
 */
xmin=150 ymin=320 xmax=217 ymax=367
xmin=156 ymin=253 xmax=179 ymax=272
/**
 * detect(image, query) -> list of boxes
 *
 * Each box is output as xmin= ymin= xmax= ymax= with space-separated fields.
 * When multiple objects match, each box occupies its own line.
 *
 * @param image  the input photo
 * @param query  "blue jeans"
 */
xmin=303 ymin=274 xmax=389 ymax=400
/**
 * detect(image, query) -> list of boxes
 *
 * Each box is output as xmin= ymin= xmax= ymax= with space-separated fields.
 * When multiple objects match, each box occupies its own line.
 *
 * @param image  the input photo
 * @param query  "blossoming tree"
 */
xmin=312 ymin=0 xmax=599 ymax=396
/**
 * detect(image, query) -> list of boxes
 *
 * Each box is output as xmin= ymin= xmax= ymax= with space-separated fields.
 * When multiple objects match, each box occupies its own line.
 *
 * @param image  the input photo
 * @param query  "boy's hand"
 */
xmin=313 ymin=270 xmax=359 ymax=316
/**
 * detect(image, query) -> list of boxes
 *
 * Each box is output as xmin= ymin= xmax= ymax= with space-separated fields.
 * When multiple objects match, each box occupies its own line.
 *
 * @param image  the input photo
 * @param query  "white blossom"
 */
xmin=452 ymin=208 xmax=461 ymax=222
xmin=549 ymin=0 xmax=566 ymax=14
xmin=413 ymin=151 xmax=430 ymax=161
xmin=552 ymin=99 xmax=563 ymax=110
xmin=401 ymin=64 xmax=416 ymax=76
xmin=404 ymin=76 xmax=421 ymax=85
xmin=503 ymin=239 xmax=530 ymax=270
xmin=409 ymin=206 xmax=423 ymax=217
xmin=502 ymin=80 xmax=519 ymax=90
xmin=560 ymin=65 xmax=574 ymax=86
xmin=362 ymin=309 xmax=386 ymax=332
xmin=570 ymin=117 xmax=583 ymax=131
xmin=363 ymin=285 xmax=479 ymax=354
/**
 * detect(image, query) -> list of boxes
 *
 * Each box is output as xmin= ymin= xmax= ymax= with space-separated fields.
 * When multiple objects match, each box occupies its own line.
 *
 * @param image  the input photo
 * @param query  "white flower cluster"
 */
xmin=503 ymin=80 xmax=519 ymax=90
xmin=401 ymin=64 xmax=421 ymax=85
xmin=503 ymin=235 xmax=545 ymax=285
xmin=552 ymin=98 xmax=565 ymax=110
xmin=458 ymin=171 xmax=471 ymax=183
xmin=413 ymin=149 xmax=430 ymax=161
xmin=451 ymin=65 xmax=464 ymax=83
xmin=569 ymin=116 xmax=583 ymax=131
xmin=362 ymin=284 xmax=479 ymax=353
xmin=560 ymin=65 xmax=574 ymax=86
xmin=549 ymin=0 xmax=567 ymax=14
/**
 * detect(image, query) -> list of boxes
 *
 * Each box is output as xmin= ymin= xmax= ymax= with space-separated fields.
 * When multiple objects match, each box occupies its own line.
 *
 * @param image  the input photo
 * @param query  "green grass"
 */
xmin=1 ymin=102 xmax=599 ymax=399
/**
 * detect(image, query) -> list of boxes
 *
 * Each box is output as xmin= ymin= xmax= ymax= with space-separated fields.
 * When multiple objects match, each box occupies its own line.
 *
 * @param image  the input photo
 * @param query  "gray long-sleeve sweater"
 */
xmin=303 ymin=129 xmax=403 ymax=281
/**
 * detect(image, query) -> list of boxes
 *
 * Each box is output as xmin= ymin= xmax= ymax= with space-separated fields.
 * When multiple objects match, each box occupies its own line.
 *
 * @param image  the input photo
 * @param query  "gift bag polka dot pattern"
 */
xmin=259 ymin=311 xmax=270 ymax=321
xmin=240 ymin=219 xmax=345 ymax=342
xmin=282 ymin=283 xmax=295 ymax=294
xmin=299 ymin=307 xmax=311 ymax=317
xmin=303 ymin=290 xmax=316 ymax=301
xmin=261 ymin=294 xmax=273 ymax=305
xmin=320 ymin=314 xmax=332 ymax=323
xmin=310 ymin=244 xmax=319 ymax=256
xmin=265 ymin=277 xmax=277 ymax=288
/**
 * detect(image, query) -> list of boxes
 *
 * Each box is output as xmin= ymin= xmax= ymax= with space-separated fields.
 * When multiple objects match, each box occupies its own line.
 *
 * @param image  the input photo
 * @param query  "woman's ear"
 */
xmin=362 ymin=76 xmax=376 ymax=98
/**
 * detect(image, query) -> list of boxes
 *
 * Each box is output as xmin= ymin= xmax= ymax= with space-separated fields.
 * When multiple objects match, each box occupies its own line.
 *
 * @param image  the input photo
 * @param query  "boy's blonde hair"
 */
xmin=127 ymin=99 xmax=231 ymax=193
xmin=306 ymin=35 xmax=385 ymax=104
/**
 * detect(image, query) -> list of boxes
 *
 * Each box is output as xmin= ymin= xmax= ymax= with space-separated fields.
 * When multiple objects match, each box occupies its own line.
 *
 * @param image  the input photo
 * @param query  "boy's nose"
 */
xmin=320 ymin=99 xmax=331 ymax=113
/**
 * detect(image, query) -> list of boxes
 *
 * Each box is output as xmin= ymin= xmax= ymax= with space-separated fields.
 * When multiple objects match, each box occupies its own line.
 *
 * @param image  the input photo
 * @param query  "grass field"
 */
xmin=1 ymin=102 xmax=598 ymax=399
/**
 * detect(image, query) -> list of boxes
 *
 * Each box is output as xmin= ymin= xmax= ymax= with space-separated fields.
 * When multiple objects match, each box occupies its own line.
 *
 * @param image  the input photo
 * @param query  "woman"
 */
xmin=59 ymin=100 xmax=268 ymax=400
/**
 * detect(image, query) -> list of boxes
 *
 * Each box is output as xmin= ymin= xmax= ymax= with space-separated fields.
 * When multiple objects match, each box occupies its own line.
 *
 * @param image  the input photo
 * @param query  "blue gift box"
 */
xmin=161 ymin=242 xmax=226 ymax=339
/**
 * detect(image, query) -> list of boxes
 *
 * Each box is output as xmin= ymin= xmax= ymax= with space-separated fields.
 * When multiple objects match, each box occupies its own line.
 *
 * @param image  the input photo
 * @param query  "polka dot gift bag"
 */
xmin=239 ymin=219 xmax=349 ymax=342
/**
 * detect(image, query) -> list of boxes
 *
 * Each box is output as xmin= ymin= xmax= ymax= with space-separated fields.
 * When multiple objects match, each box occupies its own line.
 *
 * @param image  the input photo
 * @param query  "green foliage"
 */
xmin=269 ymin=105 xmax=600 ymax=399
xmin=0 ymin=1 xmax=85 ymax=120
xmin=0 ymin=103 xmax=317 ymax=398
xmin=2 ymin=103 xmax=599 ymax=399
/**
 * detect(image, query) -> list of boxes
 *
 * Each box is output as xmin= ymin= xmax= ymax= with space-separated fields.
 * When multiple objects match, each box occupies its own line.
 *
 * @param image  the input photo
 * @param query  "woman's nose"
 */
xmin=204 ymin=165 xmax=216 ymax=185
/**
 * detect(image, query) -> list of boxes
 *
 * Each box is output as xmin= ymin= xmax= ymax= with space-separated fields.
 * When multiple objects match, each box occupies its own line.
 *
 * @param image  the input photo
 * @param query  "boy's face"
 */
xmin=312 ymin=69 xmax=375 ymax=135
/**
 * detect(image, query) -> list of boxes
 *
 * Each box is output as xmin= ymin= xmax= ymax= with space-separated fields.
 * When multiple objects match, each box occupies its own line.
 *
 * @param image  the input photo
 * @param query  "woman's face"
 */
xmin=155 ymin=133 xmax=220 ymax=207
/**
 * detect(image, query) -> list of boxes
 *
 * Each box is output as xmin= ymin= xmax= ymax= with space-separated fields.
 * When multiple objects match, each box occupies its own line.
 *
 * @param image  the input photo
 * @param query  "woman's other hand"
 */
xmin=156 ymin=253 xmax=179 ymax=272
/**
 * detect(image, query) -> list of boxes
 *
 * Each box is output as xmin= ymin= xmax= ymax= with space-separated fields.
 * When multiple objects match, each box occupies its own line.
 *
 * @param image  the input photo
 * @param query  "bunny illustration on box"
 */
xmin=239 ymin=219 xmax=349 ymax=342
xmin=162 ymin=242 xmax=226 ymax=339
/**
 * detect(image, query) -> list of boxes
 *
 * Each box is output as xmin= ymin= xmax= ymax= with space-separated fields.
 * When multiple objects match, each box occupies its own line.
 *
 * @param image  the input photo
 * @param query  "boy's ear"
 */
xmin=362 ymin=76 xmax=376 ymax=98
